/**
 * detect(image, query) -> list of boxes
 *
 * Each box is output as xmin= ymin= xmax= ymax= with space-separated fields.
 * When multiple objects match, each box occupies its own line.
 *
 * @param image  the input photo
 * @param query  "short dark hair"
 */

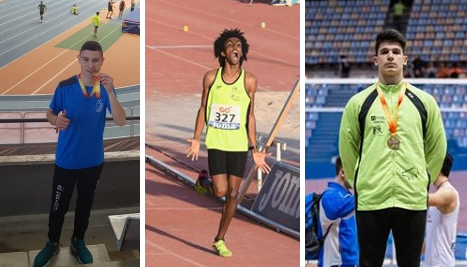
xmin=440 ymin=153 xmax=454 ymax=177
xmin=375 ymin=29 xmax=406 ymax=55
xmin=335 ymin=156 xmax=342 ymax=176
xmin=214 ymin=28 xmax=249 ymax=67
xmin=80 ymin=41 xmax=103 ymax=56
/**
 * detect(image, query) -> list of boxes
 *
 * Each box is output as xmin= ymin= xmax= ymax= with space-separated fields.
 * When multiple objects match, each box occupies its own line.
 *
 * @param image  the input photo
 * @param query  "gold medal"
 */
xmin=387 ymin=135 xmax=400 ymax=150
xmin=377 ymin=82 xmax=406 ymax=150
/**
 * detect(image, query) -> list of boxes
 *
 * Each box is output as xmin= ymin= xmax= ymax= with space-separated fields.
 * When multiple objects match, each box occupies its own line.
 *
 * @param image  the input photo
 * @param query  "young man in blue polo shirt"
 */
xmin=34 ymin=41 xmax=126 ymax=267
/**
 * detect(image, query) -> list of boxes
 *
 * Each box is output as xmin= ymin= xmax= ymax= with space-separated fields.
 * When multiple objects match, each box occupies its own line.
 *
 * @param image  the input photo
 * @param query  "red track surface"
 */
xmin=145 ymin=0 xmax=300 ymax=266
xmin=146 ymin=147 xmax=299 ymax=267
xmin=146 ymin=0 xmax=300 ymax=97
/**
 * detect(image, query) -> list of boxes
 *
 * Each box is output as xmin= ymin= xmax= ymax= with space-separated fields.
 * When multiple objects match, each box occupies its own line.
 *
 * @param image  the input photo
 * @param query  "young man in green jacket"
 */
xmin=339 ymin=29 xmax=446 ymax=267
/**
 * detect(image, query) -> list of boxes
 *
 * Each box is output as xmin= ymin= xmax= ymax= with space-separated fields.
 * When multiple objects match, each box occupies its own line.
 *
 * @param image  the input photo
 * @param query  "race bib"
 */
xmin=208 ymin=104 xmax=241 ymax=130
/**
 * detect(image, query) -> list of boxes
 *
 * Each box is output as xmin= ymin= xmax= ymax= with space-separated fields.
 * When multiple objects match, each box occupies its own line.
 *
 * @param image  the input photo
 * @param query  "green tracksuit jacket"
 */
xmin=339 ymin=81 xmax=446 ymax=211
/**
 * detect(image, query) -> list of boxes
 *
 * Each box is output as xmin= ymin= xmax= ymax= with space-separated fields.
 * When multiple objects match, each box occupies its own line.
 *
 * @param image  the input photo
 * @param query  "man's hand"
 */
xmin=98 ymin=73 xmax=114 ymax=94
xmin=252 ymin=150 xmax=271 ymax=174
xmin=56 ymin=110 xmax=70 ymax=131
xmin=187 ymin=139 xmax=200 ymax=161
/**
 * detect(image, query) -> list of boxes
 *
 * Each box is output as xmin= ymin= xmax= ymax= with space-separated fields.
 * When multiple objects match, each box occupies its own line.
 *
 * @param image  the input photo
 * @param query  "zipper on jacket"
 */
xmin=390 ymin=89 xmax=396 ymax=207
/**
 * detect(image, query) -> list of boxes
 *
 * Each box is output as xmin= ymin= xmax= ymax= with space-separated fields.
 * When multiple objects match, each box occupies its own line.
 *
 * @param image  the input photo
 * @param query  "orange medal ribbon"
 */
xmin=376 ymin=82 xmax=406 ymax=149
xmin=78 ymin=73 xmax=101 ymax=99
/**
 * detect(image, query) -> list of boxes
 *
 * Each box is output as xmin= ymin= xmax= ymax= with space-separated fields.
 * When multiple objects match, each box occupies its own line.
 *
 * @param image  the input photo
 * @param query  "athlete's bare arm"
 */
xmin=187 ymin=70 xmax=216 ymax=161
xmin=245 ymin=72 xmax=271 ymax=173
xmin=428 ymin=182 xmax=457 ymax=214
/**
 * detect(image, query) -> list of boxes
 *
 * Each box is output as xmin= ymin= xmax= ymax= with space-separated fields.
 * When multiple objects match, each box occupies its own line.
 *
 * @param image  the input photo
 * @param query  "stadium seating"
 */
xmin=305 ymin=84 xmax=467 ymax=166
xmin=306 ymin=0 xmax=467 ymax=65
xmin=305 ymin=0 xmax=389 ymax=64
xmin=406 ymin=0 xmax=467 ymax=62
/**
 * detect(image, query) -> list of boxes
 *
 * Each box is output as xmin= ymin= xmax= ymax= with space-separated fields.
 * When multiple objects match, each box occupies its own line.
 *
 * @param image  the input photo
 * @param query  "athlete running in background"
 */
xmin=119 ymin=0 xmax=125 ymax=18
xmin=106 ymin=0 xmax=115 ymax=19
xmin=38 ymin=1 xmax=47 ymax=23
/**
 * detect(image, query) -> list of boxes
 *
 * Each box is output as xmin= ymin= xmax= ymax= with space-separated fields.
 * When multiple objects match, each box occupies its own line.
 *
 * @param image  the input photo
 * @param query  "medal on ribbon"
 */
xmin=376 ymin=82 xmax=406 ymax=150
xmin=78 ymin=73 xmax=101 ymax=99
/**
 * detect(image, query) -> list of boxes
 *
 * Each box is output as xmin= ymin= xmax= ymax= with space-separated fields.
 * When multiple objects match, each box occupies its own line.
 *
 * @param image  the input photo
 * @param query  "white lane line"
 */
xmin=0 ymin=10 xmax=94 ymax=72
xmin=146 ymin=207 xmax=223 ymax=210
xmin=146 ymin=19 xmax=298 ymax=69
xmin=0 ymin=1 xmax=104 ymax=47
xmin=156 ymin=0 xmax=300 ymax=40
xmin=147 ymin=46 xmax=211 ymax=70
xmin=147 ymin=45 xmax=211 ymax=49
xmin=146 ymin=46 xmax=272 ymax=92
xmin=32 ymin=24 xmax=124 ymax=94
xmin=145 ymin=240 xmax=211 ymax=267
xmin=0 ymin=0 xmax=74 ymax=22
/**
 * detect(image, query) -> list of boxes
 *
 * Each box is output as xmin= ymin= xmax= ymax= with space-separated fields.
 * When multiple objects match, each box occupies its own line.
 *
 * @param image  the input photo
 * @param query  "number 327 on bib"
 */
xmin=208 ymin=104 xmax=241 ymax=130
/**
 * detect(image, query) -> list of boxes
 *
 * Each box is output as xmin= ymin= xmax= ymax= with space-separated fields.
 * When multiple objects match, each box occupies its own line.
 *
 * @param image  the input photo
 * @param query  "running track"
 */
xmin=0 ymin=0 xmax=140 ymax=95
xmin=146 ymin=0 xmax=300 ymax=266
xmin=0 ymin=0 xmax=112 ymax=68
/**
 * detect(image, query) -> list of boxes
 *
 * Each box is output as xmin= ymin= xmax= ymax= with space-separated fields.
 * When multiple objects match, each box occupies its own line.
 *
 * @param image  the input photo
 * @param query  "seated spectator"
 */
xmin=437 ymin=63 xmax=450 ymax=78
xmin=425 ymin=62 xmax=437 ymax=78
xmin=338 ymin=55 xmax=351 ymax=78
xmin=404 ymin=61 xmax=414 ymax=78
xmin=449 ymin=63 xmax=463 ymax=78
xmin=412 ymin=56 xmax=425 ymax=78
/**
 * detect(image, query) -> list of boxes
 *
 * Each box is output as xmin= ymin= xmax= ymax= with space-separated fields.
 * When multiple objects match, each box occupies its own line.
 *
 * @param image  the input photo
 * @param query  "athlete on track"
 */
xmin=187 ymin=28 xmax=270 ymax=257
xmin=38 ymin=1 xmax=47 ymax=23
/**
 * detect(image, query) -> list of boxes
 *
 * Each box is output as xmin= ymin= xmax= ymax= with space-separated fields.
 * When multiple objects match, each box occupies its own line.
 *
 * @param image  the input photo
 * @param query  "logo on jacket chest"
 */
xmin=370 ymin=115 xmax=386 ymax=135
xmin=402 ymin=167 xmax=419 ymax=181
xmin=96 ymin=99 xmax=104 ymax=113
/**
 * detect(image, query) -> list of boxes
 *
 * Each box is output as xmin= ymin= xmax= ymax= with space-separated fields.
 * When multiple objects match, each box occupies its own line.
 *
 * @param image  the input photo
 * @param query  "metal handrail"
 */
xmin=0 ymin=116 xmax=140 ymax=123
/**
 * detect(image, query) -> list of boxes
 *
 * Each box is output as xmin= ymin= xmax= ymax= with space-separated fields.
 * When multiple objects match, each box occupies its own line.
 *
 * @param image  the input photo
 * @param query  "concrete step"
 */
xmin=108 ymin=214 xmax=140 ymax=251
xmin=71 ymin=258 xmax=140 ymax=267
xmin=0 ymin=251 xmax=29 ymax=267
xmin=28 ymin=244 xmax=110 ymax=267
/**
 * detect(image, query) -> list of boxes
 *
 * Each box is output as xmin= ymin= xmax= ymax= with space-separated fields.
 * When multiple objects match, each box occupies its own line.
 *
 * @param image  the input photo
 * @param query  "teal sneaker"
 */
xmin=70 ymin=237 xmax=93 ymax=264
xmin=33 ymin=241 xmax=60 ymax=267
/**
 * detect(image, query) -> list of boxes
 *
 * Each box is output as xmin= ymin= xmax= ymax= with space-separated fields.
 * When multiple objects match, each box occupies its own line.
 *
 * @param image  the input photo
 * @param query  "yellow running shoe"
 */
xmin=213 ymin=240 xmax=232 ymax=257
xmin=194 ymin=170 xmax=210 ymax=195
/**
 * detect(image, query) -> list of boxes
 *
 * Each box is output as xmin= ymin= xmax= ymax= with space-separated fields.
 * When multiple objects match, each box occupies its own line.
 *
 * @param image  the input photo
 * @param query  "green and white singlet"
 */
xmin=205 ymin=67 xmax=251 ymax=152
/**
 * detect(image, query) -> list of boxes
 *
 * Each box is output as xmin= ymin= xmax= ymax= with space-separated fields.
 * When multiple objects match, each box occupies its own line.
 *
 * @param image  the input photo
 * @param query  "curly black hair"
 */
xmin=213 ymin=28 xmax=249 ymax=67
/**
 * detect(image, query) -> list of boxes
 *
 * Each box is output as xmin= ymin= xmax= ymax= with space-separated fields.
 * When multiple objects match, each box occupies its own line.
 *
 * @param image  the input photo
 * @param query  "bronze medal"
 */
xmin=387 ymin=135 xmax=400 ymax=150
xmin=376 ymin=82 xmax=406 ymax=151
